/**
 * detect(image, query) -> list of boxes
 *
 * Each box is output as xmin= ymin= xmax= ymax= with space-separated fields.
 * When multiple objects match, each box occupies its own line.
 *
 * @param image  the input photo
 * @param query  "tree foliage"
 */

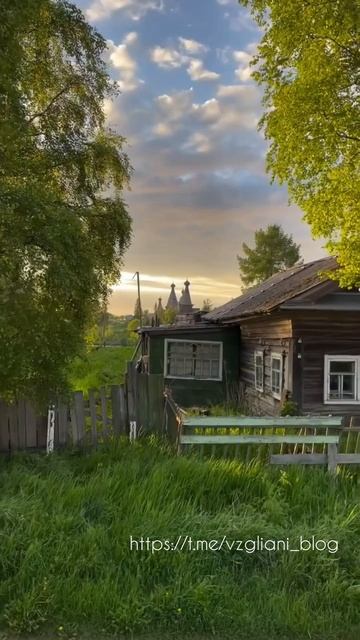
xmin=239 ymin=0 xmax=360 ymax=286
xmin=0 ymin=0 xmax=132 ymax=402
xmin=163 ymin=308 xmax=177 ymax=325
xmin=237 ymin=224 xmax=301 ymax=286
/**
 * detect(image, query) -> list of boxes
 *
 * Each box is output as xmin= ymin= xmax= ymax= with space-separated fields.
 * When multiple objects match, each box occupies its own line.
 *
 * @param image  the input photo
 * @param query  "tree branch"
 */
xmin=27 ymin=84 xmax=75 ymax=123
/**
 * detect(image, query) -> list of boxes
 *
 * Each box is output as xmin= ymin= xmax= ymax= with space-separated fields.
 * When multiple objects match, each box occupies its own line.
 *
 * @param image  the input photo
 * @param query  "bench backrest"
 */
xmin=182 ymin=416 xmax=343 ymax=430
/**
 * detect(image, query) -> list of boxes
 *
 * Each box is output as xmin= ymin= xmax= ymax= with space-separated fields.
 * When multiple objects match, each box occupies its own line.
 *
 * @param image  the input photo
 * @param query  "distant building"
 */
xmin=152 ymin=280 xmax=201 ymax=326
xmin=166 ymin=283 xmax=178 ymax=312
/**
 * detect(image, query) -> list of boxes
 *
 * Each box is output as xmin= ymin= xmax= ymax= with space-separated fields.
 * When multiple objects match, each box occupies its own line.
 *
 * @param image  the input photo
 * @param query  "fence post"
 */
xmin=327 ymin=442 xmax=338 ymax=474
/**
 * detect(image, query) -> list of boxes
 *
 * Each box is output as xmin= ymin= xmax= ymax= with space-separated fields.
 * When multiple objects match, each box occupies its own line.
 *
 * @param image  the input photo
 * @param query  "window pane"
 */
xmin=201 ymin=360 xmax=211 ymax=377
xmin=167 ymin=341 xmax=221 ymax=379
xmin=330 ymin=360 xmax=355 ymax=374
xmin=329 ymin=373 xmax=355 ymax=399
xmin=272 ymin=357 xmax=281 ymax=371
xmin=211 ymin=360 xmax=219 ymax=377
xmin=343 ymin=375 xmax=355 ymax=397
xmin=184 ymin=358 xmax=193 ymax=376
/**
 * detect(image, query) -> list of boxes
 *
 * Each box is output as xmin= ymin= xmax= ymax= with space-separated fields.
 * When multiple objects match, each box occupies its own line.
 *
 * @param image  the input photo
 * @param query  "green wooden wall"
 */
xmin=147 ymin=327 xmax=240 ymax=407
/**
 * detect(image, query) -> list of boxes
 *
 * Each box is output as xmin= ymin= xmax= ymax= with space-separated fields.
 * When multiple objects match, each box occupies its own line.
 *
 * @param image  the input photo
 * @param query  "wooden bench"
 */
xmin=179 ymin=416 xmax=348 ymax=474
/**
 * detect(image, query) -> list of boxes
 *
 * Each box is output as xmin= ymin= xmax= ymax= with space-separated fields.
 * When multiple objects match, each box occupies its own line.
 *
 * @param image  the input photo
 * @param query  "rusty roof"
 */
xmin=204 ymin=257 xmax=338 ymax=322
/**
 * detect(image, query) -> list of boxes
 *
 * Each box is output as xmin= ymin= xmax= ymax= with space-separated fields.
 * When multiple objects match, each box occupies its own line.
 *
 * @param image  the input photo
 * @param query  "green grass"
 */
xmin=0 ymin=441 xmax=360 ymax=639
xmin=68 ymin=346 xmax=134 ymax=392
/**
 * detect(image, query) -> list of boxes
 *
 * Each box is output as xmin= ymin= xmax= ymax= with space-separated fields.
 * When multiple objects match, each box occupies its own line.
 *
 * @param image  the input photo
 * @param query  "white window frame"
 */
xmin=271 ymin=353 xmax=283 ymax=400
xmin=164 ymin=338 xmax=223 ymax=381
xmin=254 ymin=350 xmax=264 ymax=392
xmin=324 ymin=355 xmax=360 ymax=404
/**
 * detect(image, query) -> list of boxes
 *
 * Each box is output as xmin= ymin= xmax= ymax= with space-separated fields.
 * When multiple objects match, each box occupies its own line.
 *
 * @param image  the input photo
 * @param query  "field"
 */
xmin=0 ymin=440 xmax=359 ymax=639
xmin=68 ymin=346 xmax=134 ymax=392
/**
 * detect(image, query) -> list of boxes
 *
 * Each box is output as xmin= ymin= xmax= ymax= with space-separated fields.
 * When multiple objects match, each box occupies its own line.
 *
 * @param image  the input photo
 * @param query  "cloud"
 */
xmin=178 ymin=37 xmax=208 ymax=55
xmin=233 ymin=50 xmax=253 ymax=82
xmin=107 ymin=35 xmax=140 ymax=92
xmin=150 ymin=36 xmax=209 ymax=72
xmin=183 ymin=132 xmax=212 ymax=154
xmin=187 ymin=59 xmax=220 ymax=82
xmin=124 ymin=31 xmax=138 ymax=45
xmin=150 ymin=37 xmax=218 ymax=82
xmin=87 ymin=0 xmax=165 ymax=22
xmin=156 ymin=88 xmax=194 ymax=120
xmin=150 ymin=46 xmax=187 ymax=69
xmin=192 ymin=98 xmax=221 ymax=123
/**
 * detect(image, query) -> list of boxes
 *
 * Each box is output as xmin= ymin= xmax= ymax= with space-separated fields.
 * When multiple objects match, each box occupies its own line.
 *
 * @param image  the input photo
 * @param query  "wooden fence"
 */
xmin=0 ymin=367 xmax=165 ymax=453
xmin=178 ymin=415 xmax=360 ymax=472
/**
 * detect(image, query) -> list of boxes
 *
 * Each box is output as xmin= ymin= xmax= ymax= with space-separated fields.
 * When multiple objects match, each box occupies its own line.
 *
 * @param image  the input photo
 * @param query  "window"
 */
xmin=324 ymin=356 xmax=360 ymax=403
xmin=271 ymin=354 xmax=282 ymax=399
xmin=165 ymin=339 xmax=222 ymax=380
xmin=254 ymin=351 xmax=264 ymax=392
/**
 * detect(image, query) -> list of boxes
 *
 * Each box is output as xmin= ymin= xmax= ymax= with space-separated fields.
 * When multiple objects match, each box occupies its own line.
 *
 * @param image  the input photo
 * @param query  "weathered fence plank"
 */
xmin=74 ymin=391 xmax=85 ymax=446
xmin=136 ymin=374 xmax=148 ymax=434
xmin=0 ymin=401 xmax=9 ymax=452
xmin=183 ymin=417 xmax=343 ymax=429
xmin=100 ymin=387 xmax=108 ymax=438
xmin=89 ymin=389 xmax=98 ymax=447
xmin=148 ymin=375 xmax=164 ymax=435
xmin=8 ymin=405 xmax=18 ymax=451
xmin=336 ymin=453 xmax=360 ymax=464
xmin=181 ymin=435 xmax=339 ymax=445
xmin=17 ymin=400 xmax=27 ymax=449
xmin=57 ymin=401 xmax=68 ymax=447
xmin=70 ymin=407 xmax=78 ymax=446
xmin=25 ymin=402 xmax=37 ymax=448
xmin=126 ymin=362 xmax=137 ymax=423
xmin=111 ymin=385 xmax=122 ymax=436
xmin=119 ymin=384 xmax=128 ymax=435
xmin=271 ymin=453 xmax=328 ymax=465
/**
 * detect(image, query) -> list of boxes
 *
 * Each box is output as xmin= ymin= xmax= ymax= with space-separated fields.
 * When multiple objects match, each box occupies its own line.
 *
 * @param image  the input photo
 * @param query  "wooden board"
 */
xmin=25 ymin=401 xmax=37 ymax=448
xmin=57 ymin=401 xmax=68 ymax=447
xmin=111 ymin=385 xmax=122 ymax=436
xmin=336 ymin=454 xmax=360 ymax=464
xmin=89 ymin=389 xmax=98 ymax=446
xmin=73 ymin=391 xmax=85 ymax=445
xmin=270 ymin=454 xmax=327 ymax=465
xmin=0 ymin=401 xmax=9 ymax=452
xmin=180 ymin=435 xmax=339 ymax=445
xmin=183 ymin=417 xmax=343 ymax=429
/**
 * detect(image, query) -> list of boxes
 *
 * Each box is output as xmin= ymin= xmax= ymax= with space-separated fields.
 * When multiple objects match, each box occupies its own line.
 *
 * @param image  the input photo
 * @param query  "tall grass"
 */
xmin=68 ymin=346 xmax=133 ymax=392
xmin=0 ymin=441 xmax=359 ymax=639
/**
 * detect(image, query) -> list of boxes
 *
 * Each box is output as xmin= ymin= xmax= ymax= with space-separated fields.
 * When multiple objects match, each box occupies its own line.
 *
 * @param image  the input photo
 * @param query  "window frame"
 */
xmin=254 ymin=350 xmax=264 ymax=392
xmin=270 ymin=353 xmax=283 ymax=400
xmin=324 ymin=355 xmax=360 ymax=404
xmin=164 ymin=338 xmax=223 ymax=381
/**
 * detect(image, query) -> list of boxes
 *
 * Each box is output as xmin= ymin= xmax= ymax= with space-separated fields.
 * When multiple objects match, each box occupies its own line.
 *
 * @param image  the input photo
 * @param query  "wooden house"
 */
xmin=206 ymin=256 xmax=360 ymax=417
xmin=139 ymin=257 xmax=360 ymax=418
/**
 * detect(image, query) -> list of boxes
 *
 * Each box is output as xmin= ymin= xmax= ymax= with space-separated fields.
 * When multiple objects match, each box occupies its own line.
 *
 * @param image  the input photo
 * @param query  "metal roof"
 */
xmin=204 ymin=257 xmax=338 ymax=322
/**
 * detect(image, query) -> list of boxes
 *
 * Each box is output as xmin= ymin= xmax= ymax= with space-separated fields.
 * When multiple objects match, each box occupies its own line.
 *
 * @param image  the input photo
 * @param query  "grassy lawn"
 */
xmin=0 ymin=441 xmax=359 ymax=639
xmin=68 ymin=346 xmax=134 ymax=392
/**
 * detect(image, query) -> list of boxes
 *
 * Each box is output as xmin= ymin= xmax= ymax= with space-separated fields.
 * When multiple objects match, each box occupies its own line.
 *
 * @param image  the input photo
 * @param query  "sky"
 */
xmin=76 ymin=0 xmax=326 ymax=315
